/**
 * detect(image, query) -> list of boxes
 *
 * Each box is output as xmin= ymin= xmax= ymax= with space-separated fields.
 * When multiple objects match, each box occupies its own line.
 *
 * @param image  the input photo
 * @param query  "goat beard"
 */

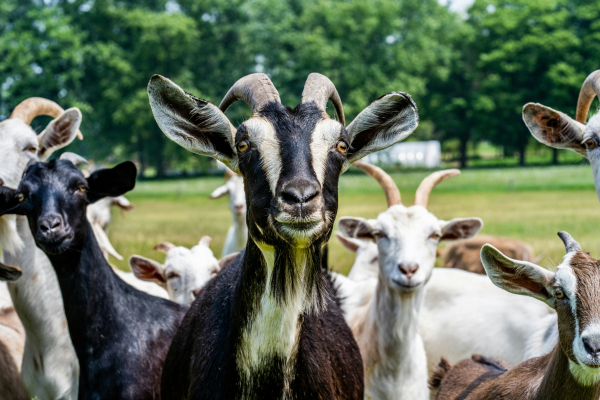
xmin=0 ymin=214 xmax=25 ymax=255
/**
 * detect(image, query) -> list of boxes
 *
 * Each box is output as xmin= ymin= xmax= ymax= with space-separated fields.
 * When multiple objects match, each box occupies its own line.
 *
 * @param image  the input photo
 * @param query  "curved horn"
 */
xmin=576 ymin=70 xmax=600 ymax=124
xmin=154 ymin=242 xmax=176 ymax=254
xmin=414 ymin=169 xmax=460 ymax=208
xmin=301 ymin=73 xmax=345 ymax=126
xmin=219 ymin=73 xmax=280 ymax=114
xmin=558 ymin=231 xmax=582 ymax=254
xmin=353 ymin=161 xmax=401 ymax=207
xmin=10 ymin=97 xmax=83 ymax=139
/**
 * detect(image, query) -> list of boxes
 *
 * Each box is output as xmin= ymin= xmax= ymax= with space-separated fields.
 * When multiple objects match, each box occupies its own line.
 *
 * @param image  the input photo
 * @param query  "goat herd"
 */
xmin=0 ymin=70 xmax=599 ymax=400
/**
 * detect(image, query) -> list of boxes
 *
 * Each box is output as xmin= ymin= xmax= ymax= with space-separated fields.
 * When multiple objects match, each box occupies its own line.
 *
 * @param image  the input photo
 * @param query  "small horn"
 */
xmin=59 ymin=152 xmax=88 ymax=165
xmin=10 ymin=97 xmax=83 ymax=139
xmin=219 ymin=73 xmax=280 ymax=114
xmin=576 ymin=70 xmax=600 ymax=124
xmin=301 ymin=73 xmax=345 ymax=126
xmin=558 ymin=231 xmax=582 ymax=253
xmin=353 ymin=161 xmax=401 ymax=207
xmin=414 ymin=169 xmax=460 ymax=208
xmin=154 ymin=242 xmax=176 ymax=254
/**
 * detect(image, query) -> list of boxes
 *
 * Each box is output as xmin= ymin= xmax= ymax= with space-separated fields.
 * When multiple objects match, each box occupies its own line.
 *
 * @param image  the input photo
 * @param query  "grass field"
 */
xmin=108 ymin=164 xmax=600 ymax=275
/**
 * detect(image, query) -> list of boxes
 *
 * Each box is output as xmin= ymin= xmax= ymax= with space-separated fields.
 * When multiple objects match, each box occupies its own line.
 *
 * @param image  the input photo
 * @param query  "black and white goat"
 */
xmin=147 ymin=72 xmax=419 ymax=399
xmin=0 ymin=160 xmax=188 ymax=400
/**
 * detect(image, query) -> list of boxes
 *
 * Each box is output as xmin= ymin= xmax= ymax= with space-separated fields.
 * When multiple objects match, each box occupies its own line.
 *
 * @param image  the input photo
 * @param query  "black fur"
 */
xmin=0 ymin=160 xmax=188 ymax=400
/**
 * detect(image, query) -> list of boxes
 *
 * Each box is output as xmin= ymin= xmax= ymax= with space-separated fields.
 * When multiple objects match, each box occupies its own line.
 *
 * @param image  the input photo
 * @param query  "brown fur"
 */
xmin=0 ymin=307 xmax=27 ymax=400
xmin=442 ymin=235 xmax=535 ymax=275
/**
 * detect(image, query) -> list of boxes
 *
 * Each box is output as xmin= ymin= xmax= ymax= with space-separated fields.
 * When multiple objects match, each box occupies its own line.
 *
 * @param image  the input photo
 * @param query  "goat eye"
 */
xmin=372 ymin=229 xmax=386 ymax=239
xmin=16 ymin=193 xmax=24 ymax=202
xmin=429 ymin=233 xmax=441 ymax=240
xmin=26 ymin=146 xmax=37 ymax=153
xmin=236 ymin=140 xmax=250 ymax=153
xmin=77 ymin=186 xmax=88 ymax=193
xmin=584 ymin=139 xmax=597 ymax=150
xmin=167 ymin=272 xmax=179 ymax=279
xmin=336 ymin=141 xmax=348 ymax=153
xmin=555 ymin=288 xmax=565 ymax=299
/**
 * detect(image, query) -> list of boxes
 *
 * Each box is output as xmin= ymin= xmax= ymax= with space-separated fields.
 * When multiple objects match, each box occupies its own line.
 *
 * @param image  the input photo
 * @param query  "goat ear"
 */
xmin=87 ymin=162 xmax=137 ymax=204
xmin=209 ymin=184 xmax=230 ymax=199
xmin=337 ymin=217 xmax=376 ymax=241
xmin=345 ymin=92 xmax=418 ymax=164
xmin=522 ymin=103 xmax=587 ymax=156
xmin=440 ymin=218 xmax=483 ymax=241
xmin=148 ymin=75 xmax=238 ymax=171
xmin=218 ymin=252 xmax=239 ymax=271
xmin=0 ymin=262 xmax=22 ymax=282
xmin=38 ymin=108 xmax=82 ymax=161
xmin=129 ymin=256 xmax=167 ymax=288
xmin=0 ymin=187 xmax=24 ymax=216
xmin=334 ymin=232 xmax=360 ymax=253
xmin=480 ymin=244 xmax=555 ymax=306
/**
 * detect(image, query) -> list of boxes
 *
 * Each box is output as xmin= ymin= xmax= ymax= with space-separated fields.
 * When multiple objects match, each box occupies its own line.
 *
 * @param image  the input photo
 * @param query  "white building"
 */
xmin=363 ymin=140 xmax=441 ymax=168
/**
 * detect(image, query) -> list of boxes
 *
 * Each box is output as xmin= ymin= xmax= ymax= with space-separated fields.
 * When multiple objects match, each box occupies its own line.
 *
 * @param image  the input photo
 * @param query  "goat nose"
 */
xmin=235 ymin=204 xmax=244 ymax=213
xmin=398 ymin=263 xmax=419 ymax=279
xmin=39 ymin=215 xmax=63 ymax=233
xmin=280 ymin=179 xmax=320 ymax=205
xmin=583 ymin=336 xmax=600 ymax=357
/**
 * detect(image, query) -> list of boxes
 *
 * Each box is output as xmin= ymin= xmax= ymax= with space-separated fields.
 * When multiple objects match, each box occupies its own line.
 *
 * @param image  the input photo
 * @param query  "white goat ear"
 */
xmin=38 ymin=108 xmax=82 ymax=161
xmin=147 ymin=75 xmax=238 ymax=171
xmin=129 ymin=256 xmax=167 ymax=288
xmin=440 ymin=218 xmax=483 ymax=241
xmin=337 ymin=217 xmax=375 ymax=240
xmin=345 ymin=92 xmax=418 ymax=164
xmin=481 ymin=244 xmax=555 ymax=307
xmin=522 ymin=103 xmax=587 ymax=156
xmin=334 ymin=232 xmax=360 ymax=253
xmin=209 ymin=185 xmax=229 ymax=199
xmin=199 ymin=236 xmax=212 ymax=247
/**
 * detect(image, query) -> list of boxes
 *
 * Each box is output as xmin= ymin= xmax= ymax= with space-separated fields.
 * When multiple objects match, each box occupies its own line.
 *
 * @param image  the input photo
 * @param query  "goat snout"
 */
xmin=280 ymin=178 xmax=320 ymax=209
xmin=235 ymin=204 xmax=244 ymax=214
xmin=398 ymin=262 xmax=419 ymax=279
xmin=39 ymin=214 xmax=64 ymax=233
xmin=583 ymin=336 xmax=600 ymax=358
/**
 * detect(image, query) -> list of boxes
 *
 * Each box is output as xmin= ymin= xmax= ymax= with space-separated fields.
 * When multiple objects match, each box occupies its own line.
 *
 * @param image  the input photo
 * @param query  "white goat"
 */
xmin=333 ymin=162 xmax=553 ymax=400
xmin=0 ymin=98 xmax=81 ymax=400
xmin=210 ymin=168 xmax=247 ymax=257
xmin=129 ymin=236 xmax=223 ymax=305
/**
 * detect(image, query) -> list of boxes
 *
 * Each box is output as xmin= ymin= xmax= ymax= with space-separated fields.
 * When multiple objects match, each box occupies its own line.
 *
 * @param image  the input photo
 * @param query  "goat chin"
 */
xmin=0 ymin=215 xmax=24 ymax=255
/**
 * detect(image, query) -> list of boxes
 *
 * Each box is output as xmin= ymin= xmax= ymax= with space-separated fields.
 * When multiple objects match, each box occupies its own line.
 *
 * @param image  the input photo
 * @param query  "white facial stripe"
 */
xmin=310 ymin=119 xmax=341 ymax=186
xmin=245 ymin=118 xmax=281 ymax=195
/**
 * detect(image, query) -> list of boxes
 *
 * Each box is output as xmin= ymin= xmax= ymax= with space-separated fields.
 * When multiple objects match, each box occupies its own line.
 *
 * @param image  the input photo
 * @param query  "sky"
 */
xmin=439 ymin=0 xmax=475 ymax=14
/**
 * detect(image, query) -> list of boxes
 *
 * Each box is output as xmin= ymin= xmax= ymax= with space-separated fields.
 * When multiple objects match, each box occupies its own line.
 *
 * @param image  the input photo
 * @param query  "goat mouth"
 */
xmin=391 ymin=279 xmax=423 ymax=291
xmin=36 ymin=233 xmax=74 ymax=255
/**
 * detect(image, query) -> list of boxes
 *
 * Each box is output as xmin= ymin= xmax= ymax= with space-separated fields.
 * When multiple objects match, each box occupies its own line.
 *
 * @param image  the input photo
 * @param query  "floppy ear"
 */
xmin=210 ymin=184 xmax=230 ymax=199
xmin=147 ymin=75 xmax=238 ymax=171
xmin=87 ymin=161 xmax=137 ymax=203
xmin=522 ymin=103 xmax=587 ymax=157
xmin=480 ymin=244 xmax=555 ymax=307
xmin=440 ymin=218 xmax=483 ymax=241
xmin=38 ymin=108 xmax=82 ymax=161
xmin=0 ymin=187 xmax=24 ymax=216
xmin=334 ymin=231 xmax=360 ymax=253
xmin=0 ymin=262 xmax=22 ymax=282
xmin=337 ymin=217 xmax=376 ymax=241
xmin=346 ymin=92 xmax=418 ymax=164
xmin=129 ymin=256 xmax=167 ymax=288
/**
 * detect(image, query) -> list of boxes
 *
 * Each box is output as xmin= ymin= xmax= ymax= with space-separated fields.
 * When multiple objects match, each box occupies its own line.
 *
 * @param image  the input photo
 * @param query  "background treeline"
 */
xmin=2 ymin=0 xmax=599 ymax=177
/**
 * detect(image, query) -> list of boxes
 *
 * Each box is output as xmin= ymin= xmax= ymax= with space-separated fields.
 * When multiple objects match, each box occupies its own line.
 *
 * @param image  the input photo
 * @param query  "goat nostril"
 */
xmin=583 ymin=337 xmax=600 ymax=356
xmin=398 ymin=263 xmax=419 ymax=279
xmin=40 ymin=216 xmax=63 ymax=233
xmin=280 ymin=181 xmax=320 ymax=205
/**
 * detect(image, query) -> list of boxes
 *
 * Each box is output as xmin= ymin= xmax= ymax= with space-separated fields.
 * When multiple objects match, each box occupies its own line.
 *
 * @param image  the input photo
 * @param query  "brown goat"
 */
xmin=431 ymin=232 xmax=600 ymax=400
xmin=441 ymin=235 xmax=536 ymax=275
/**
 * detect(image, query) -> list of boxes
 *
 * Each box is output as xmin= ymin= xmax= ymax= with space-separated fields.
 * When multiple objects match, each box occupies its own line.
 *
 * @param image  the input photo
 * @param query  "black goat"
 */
xmin=148 ymin=72 xmax=419 ymax=399
xmin=0 ymin=160 xmax=188 ymax=400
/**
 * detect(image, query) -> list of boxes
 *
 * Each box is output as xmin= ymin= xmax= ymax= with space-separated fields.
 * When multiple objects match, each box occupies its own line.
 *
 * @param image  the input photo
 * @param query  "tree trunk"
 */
xmin=552 ymin=148 xmax=559 ymax=165
xmin=459 ymin=135 xmax=468 ymax=168
xmin=519 ymin=144 xmax=526 ymax=166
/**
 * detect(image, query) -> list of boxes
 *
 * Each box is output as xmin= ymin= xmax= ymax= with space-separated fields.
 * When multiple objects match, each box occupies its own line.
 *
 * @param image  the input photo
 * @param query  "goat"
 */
xmin=0 ymin=159 xmax=188 ymax=399
xmin=210 ymin=168 xmax=248 ymax=256
xmin=440 ymin=234 xmax=537 ymax=275
xmin=523 ymin=70 xmax=600 ymax=201
xmin=431 ymin=232 xmax=600 ymax=400
xmin=0 ymin=98 xmax=81 ymax=399
xmin=87 ymin=196 xmax=134 ymax=260
xmin=333 ymin=162 xmax=554 ymax=398
xmin=129 ymin=236 xmax=221 ymax=305
xmin=0 ymin=262 xmax=28 ymax=400
xmin=148 ymin=72 xmax=419 ymax=399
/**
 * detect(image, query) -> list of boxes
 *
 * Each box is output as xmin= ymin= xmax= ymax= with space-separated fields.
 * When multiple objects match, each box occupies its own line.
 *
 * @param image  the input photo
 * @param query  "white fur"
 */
xmin=310 ymin=119 xmax=340 ymax=185
xmin=245 ymin=118 xmax=281 ymax=195
xmin=210 ymin=175 xmax=248 ymax=257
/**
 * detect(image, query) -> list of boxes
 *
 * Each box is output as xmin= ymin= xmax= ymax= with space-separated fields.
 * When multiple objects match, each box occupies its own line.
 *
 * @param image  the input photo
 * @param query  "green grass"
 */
xmin=107 ymin=164 xmax=600 ymax=275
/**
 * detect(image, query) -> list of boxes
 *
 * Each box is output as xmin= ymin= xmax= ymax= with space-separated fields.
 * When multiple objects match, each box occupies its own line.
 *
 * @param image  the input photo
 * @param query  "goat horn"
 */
xmin=557 ymin=231 xmax=582 ymax=253
xmin=154 ymin=242 xmax=176 ymax=254
xmin=301 ymin=73 xmax=345 ymax=126
xmin=414 ymin=169 xmax=460 ymax=208
xmin=576 ymin=70 xmax=600 ymax=124
xmin=10 ymin=97 xmax=83 ymax=139
xmin=353 ymin=161 xmax=401 ymax=207
xmin=219 ymin=73 xmax=281 ymax=114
